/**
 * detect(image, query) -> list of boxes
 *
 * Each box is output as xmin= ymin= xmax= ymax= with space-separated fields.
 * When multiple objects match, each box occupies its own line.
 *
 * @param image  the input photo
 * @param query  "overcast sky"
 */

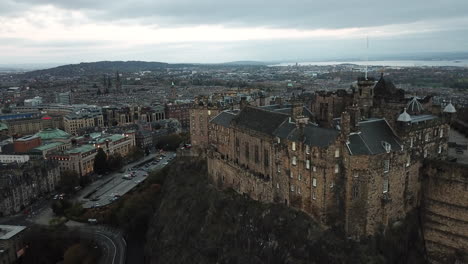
xmin=1 ymin=0 xmax=468 ymax=64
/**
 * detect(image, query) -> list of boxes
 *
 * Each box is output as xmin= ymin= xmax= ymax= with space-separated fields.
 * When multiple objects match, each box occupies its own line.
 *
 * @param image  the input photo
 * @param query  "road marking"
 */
xmin=96 ymin=232 xmax=117 ymax=264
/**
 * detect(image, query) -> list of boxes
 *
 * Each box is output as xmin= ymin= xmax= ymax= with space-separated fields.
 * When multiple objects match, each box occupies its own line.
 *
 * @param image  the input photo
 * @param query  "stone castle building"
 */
xmin=206 ymin=74 xmax=455 ymax=239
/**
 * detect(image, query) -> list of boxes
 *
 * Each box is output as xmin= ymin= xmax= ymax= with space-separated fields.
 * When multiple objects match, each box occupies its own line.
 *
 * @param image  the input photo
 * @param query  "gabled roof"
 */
xmin=232 ymin=106 xmax=289 ymax=136
xmin=273 ymin=120 xmax=339 ymax=148
xmin=210 ymin=111 xmax=237 ymax=128
xmin=347 ymin=119 xmax=401 ymax=155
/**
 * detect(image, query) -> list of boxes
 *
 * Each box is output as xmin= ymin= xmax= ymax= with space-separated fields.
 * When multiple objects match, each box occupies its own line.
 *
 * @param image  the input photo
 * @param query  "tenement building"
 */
xmin=0 ymin=160 xmax=60 ymax=216
xmin=207 ymin=75 xmax=453 ymax=238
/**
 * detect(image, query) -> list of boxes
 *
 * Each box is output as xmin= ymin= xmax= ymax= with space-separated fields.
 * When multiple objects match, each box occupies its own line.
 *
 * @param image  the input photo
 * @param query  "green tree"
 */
xmin=127 ymin=146 xmax=144 ymax=162
xmin=59 ymin=170 xmax=80 ymax=193
xmin=155 ymin=134 xmax=184 ymax=151
xmin=93 ymin=148 xmax=108 ymax=174
xmin=108 ymin=153 xmax=124 ymax=170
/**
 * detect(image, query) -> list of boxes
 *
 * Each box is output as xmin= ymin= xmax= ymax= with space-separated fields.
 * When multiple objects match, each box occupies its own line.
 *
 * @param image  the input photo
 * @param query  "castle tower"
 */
xmin=170 ymin=81 xmax=176 ymax=101
xmin=443 ymin=102 xmax=456 ymax=123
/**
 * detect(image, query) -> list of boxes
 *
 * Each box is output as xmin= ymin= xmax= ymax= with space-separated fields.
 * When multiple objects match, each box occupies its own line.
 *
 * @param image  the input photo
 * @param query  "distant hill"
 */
xmin=21 ymin=61 xmax=195 ymax=78
xmin=220 ymin=61 xmax=268 ymax=66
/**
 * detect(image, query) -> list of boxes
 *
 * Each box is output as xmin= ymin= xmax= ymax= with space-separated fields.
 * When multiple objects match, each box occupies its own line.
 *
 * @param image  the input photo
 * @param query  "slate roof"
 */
xmin=259 ymin=104 xmax=314 ymax=119
xmin=210 ymin=111 xmax=237 ymax=128
xmin=232 ymin=106 xmax=289 ymax=136
xmin=347 ymin=119 xmax=401 ymax=155
xmin=273 ymin=121 xmax=339 ymax=148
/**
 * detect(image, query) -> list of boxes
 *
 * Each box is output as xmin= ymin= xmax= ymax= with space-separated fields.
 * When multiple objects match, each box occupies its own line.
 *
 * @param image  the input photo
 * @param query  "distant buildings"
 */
xmin=48 ymin=132 xmax=135 ymax=177
xmin=55 ymin=91 xmax=73 ymax=105
xmin=165 ymin=102 xmax=191 ymax=131
xmin=23 ymin=96 xmax=42 ymax=107
xmin=64 ymin=110 xmax=104 ymax=135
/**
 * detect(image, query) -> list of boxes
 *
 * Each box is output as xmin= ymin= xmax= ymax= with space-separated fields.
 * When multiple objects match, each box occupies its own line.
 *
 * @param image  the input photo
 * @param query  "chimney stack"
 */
xmin=341 ymin=111 xmax=351 ymax=137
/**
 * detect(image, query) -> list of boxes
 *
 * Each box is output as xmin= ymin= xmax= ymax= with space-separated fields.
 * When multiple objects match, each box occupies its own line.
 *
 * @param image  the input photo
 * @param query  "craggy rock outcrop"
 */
xmin=145 ymin=158 xmax=425 ymax=264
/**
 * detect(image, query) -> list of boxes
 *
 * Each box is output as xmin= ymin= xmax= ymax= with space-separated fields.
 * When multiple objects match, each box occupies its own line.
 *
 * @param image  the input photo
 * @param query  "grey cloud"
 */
xmin=10 ymin=0 xmax=468 ymax=29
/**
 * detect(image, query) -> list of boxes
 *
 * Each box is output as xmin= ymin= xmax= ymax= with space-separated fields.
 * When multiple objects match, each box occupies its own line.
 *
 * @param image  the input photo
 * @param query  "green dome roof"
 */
xmin=35 ymin=128 xmax=70 ymax=140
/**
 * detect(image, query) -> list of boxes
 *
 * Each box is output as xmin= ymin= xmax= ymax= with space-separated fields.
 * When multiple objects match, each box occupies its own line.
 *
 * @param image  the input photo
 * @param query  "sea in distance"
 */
xmin=271 ymin=60 xmax=468 ymax=67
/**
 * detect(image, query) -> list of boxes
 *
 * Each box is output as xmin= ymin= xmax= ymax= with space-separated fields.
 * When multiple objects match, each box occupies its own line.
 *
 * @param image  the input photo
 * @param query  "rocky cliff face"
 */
xmin=145 ymin=158 xmax=425 ymax=264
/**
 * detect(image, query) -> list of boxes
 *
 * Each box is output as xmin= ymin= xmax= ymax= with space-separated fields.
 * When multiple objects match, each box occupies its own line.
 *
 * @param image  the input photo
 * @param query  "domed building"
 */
xmin=34 ymin=128 xmax=72 ymax=152
xmin=35 ymin=128 xmax=70 ymax=142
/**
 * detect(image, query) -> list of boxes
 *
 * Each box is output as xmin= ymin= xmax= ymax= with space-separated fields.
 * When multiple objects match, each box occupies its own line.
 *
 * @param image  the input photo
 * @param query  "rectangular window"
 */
xmin=406 ymin=156 xmax=410 ymax=167
xmin=424 ymin=149 xmax=428 ymax=158
xmin=276 ymin=183 xmax=279 ymax=189
xmin=292 ymin=156 xmax=297 ymax=166
xmin=290 ymin=171 xmax=293 ymax=178
xmin=313 ymin=166 xmax=317 ymax=172
xmin=352 ymin=184 xmax=359 ymax=199
xmin=383 ymin=178 xmax=389 ymax=193
xmin=298 ymin=174 xmax=302 ymax=181
xmin=383 ymin=160 xmax=390 ymax=173
xmin=334 ymin=164 xmax=339 ymax=173
xmin=290 ymin=185 xmax=295 ymax=192
xmin=312 ymin=190 xmax=316 ymax=200
xmin=264 ymin=149 xmax=269 ymax=167
xmin=277 ymin=137 xmax=281 ymax=144
xmin=254 ymin=145 xmax=259 ymax=163
xmin=292 ymin=142 xmax=296 ymax=151
xmin=440 ymin=128 xmax=444 ymax=138
xmin=425 ymin=133 xmax=429 ymax=142
xmin=438 ymin=145 xmax=442 ymax=154
xmin=410 ymin=137 xmax=413 ymax=148
xmin=335 ymin=149 xmax=340 ymax=158
xmin=306 ymin=145 xmax=310 ymax=154
xmin=245 ymin=142 xmax=249 ymax=160
xmin=306 ymin=160 xmax=310 ymax=169
xmin=312 ymin=178 xmax=317 ymax=187
xmin=297 ymin=186 xmax=301 ymax=194
xmin=354 ymin=172 xmax=359 ymax=178
xmin=277 ymin=164 xmax=281 ymax=173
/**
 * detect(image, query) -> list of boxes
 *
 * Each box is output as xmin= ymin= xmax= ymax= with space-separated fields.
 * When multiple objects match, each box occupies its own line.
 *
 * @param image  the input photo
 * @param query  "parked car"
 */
xmin=88 ymin=218 xmax=98 ymax=224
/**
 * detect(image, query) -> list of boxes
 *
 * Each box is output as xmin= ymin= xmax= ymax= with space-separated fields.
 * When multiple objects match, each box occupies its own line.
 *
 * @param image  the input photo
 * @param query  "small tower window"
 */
xmin=292 ymin=142 xmax=296 ymax=151
xmin=334 ymin=149 xmax=340 ymax=158
xmin=383 ymin=160 xmax=390 ymax=173
xmin=383 ymin=178 xmax=389 ymax=193
xmin=292 ymin=156 xmax=297 ymax=166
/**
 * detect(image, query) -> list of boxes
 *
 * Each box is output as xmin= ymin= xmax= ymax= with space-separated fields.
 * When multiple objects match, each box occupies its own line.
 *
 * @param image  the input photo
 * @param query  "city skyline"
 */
xmin=1 ymin=0 xmax=468 ymax=64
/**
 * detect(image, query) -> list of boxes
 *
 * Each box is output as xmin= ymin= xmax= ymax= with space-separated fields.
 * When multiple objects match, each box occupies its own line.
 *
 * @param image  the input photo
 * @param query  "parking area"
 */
xmin=81 ymin=152 xmax=176 ymax=209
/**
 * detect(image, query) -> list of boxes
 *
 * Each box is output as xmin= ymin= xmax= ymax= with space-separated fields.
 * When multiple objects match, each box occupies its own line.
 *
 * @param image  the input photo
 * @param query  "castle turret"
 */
xmin=443 ymin=102 xmax=456 ymax=123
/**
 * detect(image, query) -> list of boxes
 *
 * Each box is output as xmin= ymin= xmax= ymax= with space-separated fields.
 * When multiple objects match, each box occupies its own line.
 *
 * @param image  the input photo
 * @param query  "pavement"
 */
xmin=81 ymin=152 xmax=176 ymax=208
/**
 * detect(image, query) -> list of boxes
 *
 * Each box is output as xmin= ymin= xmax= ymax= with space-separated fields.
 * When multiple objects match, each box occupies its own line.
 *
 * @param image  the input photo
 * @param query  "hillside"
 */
xmin=20 ymin=61 xmax=195 ymax=78
xmin=144 ymin=158 xmax=426 ymax=264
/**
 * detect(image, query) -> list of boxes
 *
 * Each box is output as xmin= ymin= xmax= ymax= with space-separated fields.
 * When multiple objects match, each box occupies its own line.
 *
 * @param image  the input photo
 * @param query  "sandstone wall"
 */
xmin=422 ymin=160 xmax=468 ymax=264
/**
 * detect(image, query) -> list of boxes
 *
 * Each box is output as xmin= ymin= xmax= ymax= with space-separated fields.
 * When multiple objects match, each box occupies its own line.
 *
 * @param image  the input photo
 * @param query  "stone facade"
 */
xmin=0 ymin=161 xmax=60 ymax=216
xmin=207 ymin=75 xmax=454 ymax=240
xmin=189 ymin=102 xmax=223 ymax=151
xmin=421 ymin=161 xmax=468 ymax=264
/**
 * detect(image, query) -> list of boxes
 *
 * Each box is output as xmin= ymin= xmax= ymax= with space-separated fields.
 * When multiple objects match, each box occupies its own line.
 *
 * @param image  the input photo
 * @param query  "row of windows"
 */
xmin=290 ymin=141 xmax=340 ymax=158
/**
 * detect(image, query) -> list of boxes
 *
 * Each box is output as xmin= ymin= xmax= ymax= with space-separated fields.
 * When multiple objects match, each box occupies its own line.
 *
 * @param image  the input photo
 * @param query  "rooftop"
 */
xmin=32 ymin=142 xmax=64 ymax=152
xmin=0 ymin=123 xmax=7 ymax=131
xmin=66 ymin=144 xmax=96 ymax=154
xmin=35 ymin=128 xmax=70 ymax=140
xmin=0 ymin=225 xmax=27 ymax=240
xmin=347 ymin=119 xmax=401 ymax=155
